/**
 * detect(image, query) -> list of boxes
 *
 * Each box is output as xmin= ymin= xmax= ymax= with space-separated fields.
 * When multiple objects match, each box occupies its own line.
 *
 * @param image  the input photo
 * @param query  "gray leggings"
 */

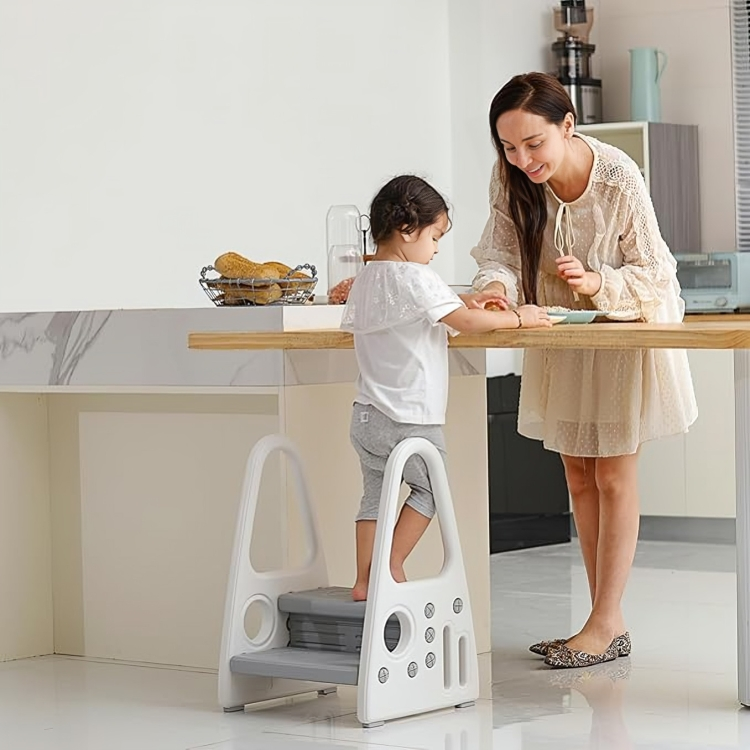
xmin=350 ymin=402 xmax=447 ymax=522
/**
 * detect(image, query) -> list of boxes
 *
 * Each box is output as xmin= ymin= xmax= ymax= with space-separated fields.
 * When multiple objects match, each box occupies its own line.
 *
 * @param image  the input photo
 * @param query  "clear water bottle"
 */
xmin=326 ymin=204 xmax=364 ymax=304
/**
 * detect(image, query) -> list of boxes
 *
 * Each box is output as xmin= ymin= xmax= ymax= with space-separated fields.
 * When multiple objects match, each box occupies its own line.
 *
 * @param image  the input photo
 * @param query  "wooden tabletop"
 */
xmin=189 ymin=319 xmax=750 ymax=351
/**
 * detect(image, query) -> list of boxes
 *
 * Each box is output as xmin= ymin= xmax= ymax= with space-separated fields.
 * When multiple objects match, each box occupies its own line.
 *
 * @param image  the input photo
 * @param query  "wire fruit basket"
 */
xmin=199 ymin=263 xmax=318 ymax=306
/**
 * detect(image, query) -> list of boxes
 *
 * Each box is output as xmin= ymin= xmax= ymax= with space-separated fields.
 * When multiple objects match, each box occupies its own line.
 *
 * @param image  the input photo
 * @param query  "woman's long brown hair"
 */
xmin=489 ymin=73 xmax=576 ymax=304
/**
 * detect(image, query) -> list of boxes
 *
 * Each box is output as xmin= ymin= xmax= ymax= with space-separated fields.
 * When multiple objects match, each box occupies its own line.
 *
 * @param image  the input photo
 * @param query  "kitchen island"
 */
xmin=189 ymin=317 xmax=750 ymax=707
xmin=5 ymin=306 xmax=750 ymax=706
xmin=0 ymin=306 xmax=490 ymax=682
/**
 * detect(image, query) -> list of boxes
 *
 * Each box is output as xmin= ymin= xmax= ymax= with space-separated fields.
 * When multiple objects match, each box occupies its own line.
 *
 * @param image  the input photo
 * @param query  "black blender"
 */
xmin=551 ymin=0 xmax=602 ymax=124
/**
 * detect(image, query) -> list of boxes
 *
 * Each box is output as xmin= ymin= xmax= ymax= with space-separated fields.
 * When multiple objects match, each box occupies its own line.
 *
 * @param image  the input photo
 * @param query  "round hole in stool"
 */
xmin=243 ymin=596 xmax=275 ymax=647
xmin=383 ymin=607 xmax=414 ymax=657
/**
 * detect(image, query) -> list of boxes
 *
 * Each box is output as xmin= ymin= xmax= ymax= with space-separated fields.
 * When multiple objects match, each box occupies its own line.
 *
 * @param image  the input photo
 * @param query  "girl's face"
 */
xmin=495 ymin=109 xmax=575 ymax=183
xmin=401 ymin=213 xmax=450 ymax=265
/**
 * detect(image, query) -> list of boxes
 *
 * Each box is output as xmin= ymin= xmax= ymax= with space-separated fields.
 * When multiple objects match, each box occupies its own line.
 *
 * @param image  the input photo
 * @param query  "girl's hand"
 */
xmin=555 ymin=256 xmax=602 ymax=296
xmin=517 ymin=305 xmax=553 ymax=328
xmin=460 ymin=290 xmax=510 ymax=310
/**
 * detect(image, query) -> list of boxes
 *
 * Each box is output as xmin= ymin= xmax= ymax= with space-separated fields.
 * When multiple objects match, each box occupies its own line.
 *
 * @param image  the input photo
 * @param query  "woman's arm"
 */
xmin=470 ymin=162 xmax=523 ymax=306
xmin=589 ymin=159 xmax=677 ymax=321
xmin=458 ymin=289 xmax=510 ymax=310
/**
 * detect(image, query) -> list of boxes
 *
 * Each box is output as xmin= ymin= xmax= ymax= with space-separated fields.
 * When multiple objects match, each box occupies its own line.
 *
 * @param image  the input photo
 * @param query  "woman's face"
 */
xmin=495 ymin=109 xmax=574 ymax=183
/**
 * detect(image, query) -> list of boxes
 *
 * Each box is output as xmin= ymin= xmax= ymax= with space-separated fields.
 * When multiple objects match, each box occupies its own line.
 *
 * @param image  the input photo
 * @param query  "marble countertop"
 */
xmin=0 ymin=306 xmax=485 ymax=391
xmin=0 ymin=307 xmax=282 ymax=391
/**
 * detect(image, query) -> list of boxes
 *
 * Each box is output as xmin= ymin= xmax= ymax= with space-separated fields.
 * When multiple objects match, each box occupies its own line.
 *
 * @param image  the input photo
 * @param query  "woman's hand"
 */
xmin=460 ymin=288 xmax=510 ymax=310
xmin=555 ymin=256 xmax=602 ymax=297
xmin=517 ymin=305 xmax=553 ymax=328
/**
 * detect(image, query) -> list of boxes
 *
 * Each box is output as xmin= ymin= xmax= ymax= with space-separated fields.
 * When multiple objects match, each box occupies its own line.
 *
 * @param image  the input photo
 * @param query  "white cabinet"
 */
xmin=685 ymin=351 xmax=736 ymax=518
xmin=638 ymin=433 xmax=686 ymax=517
xmin=638 ymin=350 xmax=735 ymax=518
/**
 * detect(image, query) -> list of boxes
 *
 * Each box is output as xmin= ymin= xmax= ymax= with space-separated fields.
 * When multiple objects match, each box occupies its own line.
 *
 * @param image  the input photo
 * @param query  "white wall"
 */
xmin=447 ymin=0 xmax=556 ymax=381
xmin=0 ymin=0 xmax=453 ymax=311
xmin=1 ymin=1 xmax=735 ymax=312
xmin=448 ymin=0 xmax=557 ymax=285
xmin=593 ymin=0 xmax=735 ymax=252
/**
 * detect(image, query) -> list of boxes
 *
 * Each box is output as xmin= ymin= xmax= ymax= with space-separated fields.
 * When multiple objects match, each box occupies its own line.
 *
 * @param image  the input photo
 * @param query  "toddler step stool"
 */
xmin=218 ymin=434 xmax=479 ymax=728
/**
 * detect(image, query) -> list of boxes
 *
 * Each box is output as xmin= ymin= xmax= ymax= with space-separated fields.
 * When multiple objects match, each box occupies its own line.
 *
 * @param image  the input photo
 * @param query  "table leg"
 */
xmin=735 ymin=349 xmax=750 ymax=706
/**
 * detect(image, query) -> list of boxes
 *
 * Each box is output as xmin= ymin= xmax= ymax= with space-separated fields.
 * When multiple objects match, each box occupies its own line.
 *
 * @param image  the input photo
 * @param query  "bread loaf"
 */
xmin=214 ymin=252 xmax=275 ymax=280
xmin=261 ymin=261 xmax=293 ymax=278
xmin=223 ymin=283 xmax=282 ymax=305
xmin=282 ymin=271 xmax=313 ymax=292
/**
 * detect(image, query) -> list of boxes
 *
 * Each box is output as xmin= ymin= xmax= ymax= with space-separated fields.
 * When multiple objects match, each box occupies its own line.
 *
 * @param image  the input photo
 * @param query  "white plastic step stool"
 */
xmin=218 ymin=433 xmax=479 ymax=727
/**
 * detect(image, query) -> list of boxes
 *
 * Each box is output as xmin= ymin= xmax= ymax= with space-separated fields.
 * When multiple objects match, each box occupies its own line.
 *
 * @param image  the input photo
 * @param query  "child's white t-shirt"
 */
xmin=340 ymin=261 xmax=464 ymax=425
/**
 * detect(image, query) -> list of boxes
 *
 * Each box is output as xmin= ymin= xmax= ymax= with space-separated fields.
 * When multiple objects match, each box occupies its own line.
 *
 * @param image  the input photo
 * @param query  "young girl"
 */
xmin=341 ymin=174 xmax=552 ymax=601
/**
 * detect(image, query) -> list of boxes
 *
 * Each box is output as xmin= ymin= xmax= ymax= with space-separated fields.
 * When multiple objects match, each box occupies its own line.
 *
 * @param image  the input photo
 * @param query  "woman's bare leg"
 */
xmin=564 ymin=453 xmax=639 ymax=654
xmin=561 ymin=455 xmax=600 ymax=603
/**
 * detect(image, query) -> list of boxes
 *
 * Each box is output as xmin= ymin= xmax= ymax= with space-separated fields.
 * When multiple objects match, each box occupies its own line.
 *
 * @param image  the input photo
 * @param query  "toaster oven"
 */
xmin=674 ymin=252 xmax=750 ymax=312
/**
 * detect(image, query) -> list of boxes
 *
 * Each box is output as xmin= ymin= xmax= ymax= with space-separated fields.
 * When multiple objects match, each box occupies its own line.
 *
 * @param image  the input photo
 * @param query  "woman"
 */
xmin=471 ymin=72 xmax=697 ymax=668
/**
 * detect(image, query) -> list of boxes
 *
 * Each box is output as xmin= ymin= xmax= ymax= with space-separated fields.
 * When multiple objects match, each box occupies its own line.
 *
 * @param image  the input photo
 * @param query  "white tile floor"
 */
xmin=2 ymin=540 xmax=748 ymax=749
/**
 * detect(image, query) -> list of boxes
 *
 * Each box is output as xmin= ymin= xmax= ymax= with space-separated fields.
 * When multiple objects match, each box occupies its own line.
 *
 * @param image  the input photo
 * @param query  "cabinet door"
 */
xmin=637 ymin=434 xmax=687 ymax=516
xmin=648 ymin=123 xmax=701 ymax=254
xmin=487 ymin=413 xmax=509 ymax=516
xmin=488 ymin=412 xmax=569 ymax=516
xmin=685 ymin=350 xmax=735 ymax=518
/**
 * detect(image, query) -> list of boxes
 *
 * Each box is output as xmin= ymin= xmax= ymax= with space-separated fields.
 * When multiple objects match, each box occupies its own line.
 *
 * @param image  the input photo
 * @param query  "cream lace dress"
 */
xmin=471 ymin=134 xmax=698 ymax=457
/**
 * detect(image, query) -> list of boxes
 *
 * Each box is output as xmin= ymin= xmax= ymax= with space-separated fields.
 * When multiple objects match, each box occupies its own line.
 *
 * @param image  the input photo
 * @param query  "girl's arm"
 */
xmin=441 ymin=305 xmax=552 ymax=334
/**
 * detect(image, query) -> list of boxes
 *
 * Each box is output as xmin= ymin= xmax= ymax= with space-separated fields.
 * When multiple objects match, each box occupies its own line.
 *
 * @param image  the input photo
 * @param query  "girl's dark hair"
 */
xmin=489 ymin=72 xmax=575 ymax=304
xmin=369 ymin=175 xmax=450 ymax=243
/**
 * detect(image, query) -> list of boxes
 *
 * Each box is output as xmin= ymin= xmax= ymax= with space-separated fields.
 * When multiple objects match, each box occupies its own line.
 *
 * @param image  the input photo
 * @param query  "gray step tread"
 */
xmin=278 ymin=587 xmax=366 ymax=619
xmin=289 ymin=620 xmax=399 ymax=635
xmin=231 ymin=647 xmax=360 ymax=686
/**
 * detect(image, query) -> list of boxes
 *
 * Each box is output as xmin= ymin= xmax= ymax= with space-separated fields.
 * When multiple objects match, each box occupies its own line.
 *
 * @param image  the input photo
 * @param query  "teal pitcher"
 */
xmin=629 ymin=47 xmax=668 ymax=122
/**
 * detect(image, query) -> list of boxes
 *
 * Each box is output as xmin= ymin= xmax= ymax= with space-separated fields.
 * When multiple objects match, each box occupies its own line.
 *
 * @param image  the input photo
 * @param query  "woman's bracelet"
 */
xmin=513 ymin=309 xmax=522 ymax=329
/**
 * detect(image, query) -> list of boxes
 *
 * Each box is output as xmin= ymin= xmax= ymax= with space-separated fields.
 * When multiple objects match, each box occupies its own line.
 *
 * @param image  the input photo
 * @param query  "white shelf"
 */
xmin=579 ymin=121 xmax=651 ymax=185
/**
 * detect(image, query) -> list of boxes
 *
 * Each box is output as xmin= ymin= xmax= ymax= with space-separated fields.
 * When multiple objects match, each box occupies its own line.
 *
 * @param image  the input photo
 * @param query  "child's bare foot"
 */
xmin=390 ymin=564 xmax=406 ymax=584
xmin=352 ymin=581 xmax=368 ymax=601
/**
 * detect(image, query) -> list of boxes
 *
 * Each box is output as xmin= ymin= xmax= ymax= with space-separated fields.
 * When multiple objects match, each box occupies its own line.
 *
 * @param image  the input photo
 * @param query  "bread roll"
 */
xmin=260 ymin=262 xmax=313 ymax=291
xmin=223 ymin=283 xmax=282 ymax=305
xmin=214 ymin=252 xmax=275 ymax=280
xmin=261 ymin=261 xmax=293 ymax=278
xmin=282 ymin=271 xmax=313 ymax=293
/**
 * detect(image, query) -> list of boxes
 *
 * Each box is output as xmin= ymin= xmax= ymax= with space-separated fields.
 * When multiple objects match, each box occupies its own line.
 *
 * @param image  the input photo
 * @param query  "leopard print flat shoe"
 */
xmin=543 ymin=638 xmax=619 ymax=669
xmin=612 ymin=632 xmax=631 ymax=657
xmin=529 ymin=638 xmax=567 ymax=656
xmin=530 ymin=631 xmax=631 ymax=658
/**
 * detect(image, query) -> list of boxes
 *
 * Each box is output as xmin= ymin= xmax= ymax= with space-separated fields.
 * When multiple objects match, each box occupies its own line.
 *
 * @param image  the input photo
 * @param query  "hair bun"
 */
xmin=368 ymin=175 xmax=449 ymax=243
xmin=391 ymin=199 xmax=418 ymax=227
